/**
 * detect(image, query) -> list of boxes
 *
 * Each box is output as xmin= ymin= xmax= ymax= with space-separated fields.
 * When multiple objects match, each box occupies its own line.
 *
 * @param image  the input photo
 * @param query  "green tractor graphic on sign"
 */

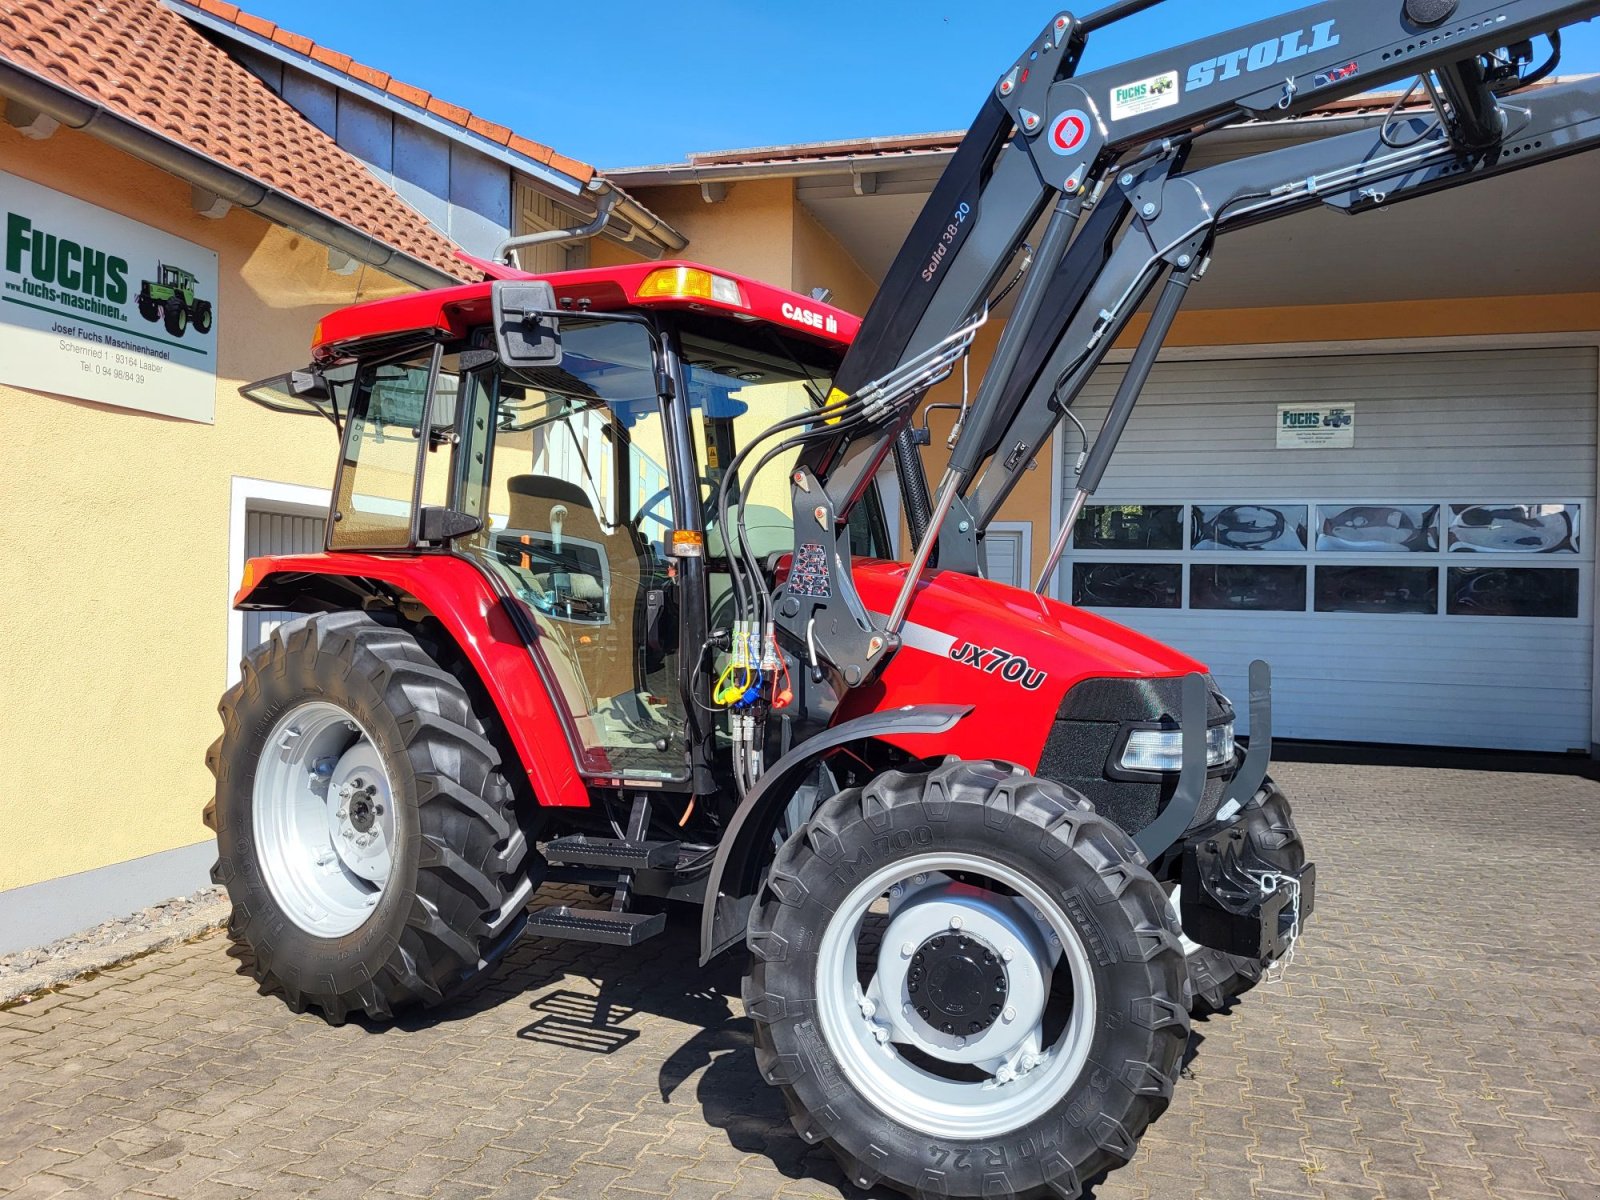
xmin=137 ymin=262 xmax=212 ymax=338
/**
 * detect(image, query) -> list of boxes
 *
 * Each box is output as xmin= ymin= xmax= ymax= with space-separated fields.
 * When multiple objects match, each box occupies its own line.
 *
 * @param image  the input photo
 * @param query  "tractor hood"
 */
xmin=838 ymin=560 xmax=1207 ymax=769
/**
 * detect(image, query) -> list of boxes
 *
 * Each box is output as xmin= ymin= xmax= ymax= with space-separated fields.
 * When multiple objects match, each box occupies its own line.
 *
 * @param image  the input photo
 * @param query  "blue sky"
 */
xmin=238 ymin=1 xmax=1599 ymax=168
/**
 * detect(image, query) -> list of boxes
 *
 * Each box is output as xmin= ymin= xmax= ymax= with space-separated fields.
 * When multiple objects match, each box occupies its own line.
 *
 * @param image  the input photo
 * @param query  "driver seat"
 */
xmin=506 ymin=474 xmax=647 ymax=704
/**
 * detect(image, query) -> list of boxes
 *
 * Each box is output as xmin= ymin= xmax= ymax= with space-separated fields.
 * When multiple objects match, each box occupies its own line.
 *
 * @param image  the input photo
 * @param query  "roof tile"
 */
xmin=308 ymin=44 xmax=351 ymax=72
xmin=547 ymin=151 xmax=594 ymax=186
xmin=0 ymin=0 xmax=470 ymax=279
xmin=195 ymin=2 xmax=597 ymax=179
xmin=270 ymin=27 xmax=313 ymax=55
xmin=233 ymin=11 xmax=274 ymax=37
xmin=466 ymin=114 xmax=513 ymax=146
xmin=385 ymin=78 xmax=430 ymax=109
xmin=426 ymin=95 xmax=471 ymax=126
xmin=344 ymin=60 xmax=390 ymax=89
xmin=508 ymin=134 xmax=554 ymax=164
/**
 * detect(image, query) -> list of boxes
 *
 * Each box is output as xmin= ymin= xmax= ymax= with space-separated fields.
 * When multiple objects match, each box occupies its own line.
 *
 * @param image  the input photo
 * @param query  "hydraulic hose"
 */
xmin=893 ymin=424 xmax=934 ymax=546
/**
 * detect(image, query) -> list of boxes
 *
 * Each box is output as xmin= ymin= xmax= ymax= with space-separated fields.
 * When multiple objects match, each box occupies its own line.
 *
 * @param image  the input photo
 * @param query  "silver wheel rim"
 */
xmin=815 ymin=851 xmax=1098 ymax=1140
xmin=252 ymin=701 xmax=396 ymax=937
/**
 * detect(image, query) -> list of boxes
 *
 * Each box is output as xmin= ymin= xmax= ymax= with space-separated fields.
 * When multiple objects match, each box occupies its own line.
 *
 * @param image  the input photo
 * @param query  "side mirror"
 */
xmin=491 ymin=280 xmax=563 ymax=367
xmin=286 ymin=367 xmax=330 ymax=400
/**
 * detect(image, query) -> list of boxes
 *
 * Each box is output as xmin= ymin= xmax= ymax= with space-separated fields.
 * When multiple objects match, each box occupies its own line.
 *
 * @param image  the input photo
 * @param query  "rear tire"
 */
xmin=1182 ymin=780 xmax=1305 ymax=1014
xmin=204 ymin=612 xmax=537 ymax=1023
xmin=193 ymin=300 xmax=213 ymax=334
xmin=745 ymin=758 xmax=1188 ymax=1200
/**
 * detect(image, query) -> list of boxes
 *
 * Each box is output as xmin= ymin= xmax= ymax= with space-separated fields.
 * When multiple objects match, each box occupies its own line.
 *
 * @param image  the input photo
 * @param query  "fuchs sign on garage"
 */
xmin=1276 ymin=401 xmax=1355 ymax=449
xmin=1 ymin=171 xmax=218 ymax=422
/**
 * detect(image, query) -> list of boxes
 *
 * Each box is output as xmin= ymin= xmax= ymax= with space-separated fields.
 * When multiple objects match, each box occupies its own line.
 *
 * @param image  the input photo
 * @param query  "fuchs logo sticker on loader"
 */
xmin=1109 ymin=71 xmax=1180 ymax=122
xmin=949 ymin=642 xmax=1048 ymax=691
xmin=1048 ymin=110 xmax=1091 ymax=156
xmin=1186 ymin=19 xmax=1340 ymax=92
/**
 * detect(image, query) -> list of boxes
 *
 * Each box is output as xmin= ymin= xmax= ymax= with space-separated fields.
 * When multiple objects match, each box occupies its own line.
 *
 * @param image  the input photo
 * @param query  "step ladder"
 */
xmin=524 ymin=796 xmax=677 ymax=947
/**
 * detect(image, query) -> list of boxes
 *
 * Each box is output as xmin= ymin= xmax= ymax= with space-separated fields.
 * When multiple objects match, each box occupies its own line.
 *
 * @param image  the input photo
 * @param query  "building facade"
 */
xmin=0 ymin=0 xmax=681 ymax=952
xmin=610 ymin=107 xmax=1600 ymax=758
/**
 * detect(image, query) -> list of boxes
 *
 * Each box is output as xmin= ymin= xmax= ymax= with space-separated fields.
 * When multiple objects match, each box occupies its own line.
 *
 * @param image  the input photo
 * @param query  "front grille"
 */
xmin=1035 ymin=674 xmax=1235 ymax=839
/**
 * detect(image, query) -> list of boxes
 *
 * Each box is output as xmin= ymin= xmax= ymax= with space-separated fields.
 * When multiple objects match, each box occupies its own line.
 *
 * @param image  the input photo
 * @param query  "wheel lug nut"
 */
xmin=917 ymin=1006 xmax=930 ymax=1020
xmin=968 ymin=1022 xmax=982 ymax=1034
xmin=912 ymin=874 xmax=927 ymax=885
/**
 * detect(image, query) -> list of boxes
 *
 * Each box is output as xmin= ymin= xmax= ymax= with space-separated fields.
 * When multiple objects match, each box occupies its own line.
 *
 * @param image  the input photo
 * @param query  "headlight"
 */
xmin=1119 ymin=722 xmax=1235 ymax=773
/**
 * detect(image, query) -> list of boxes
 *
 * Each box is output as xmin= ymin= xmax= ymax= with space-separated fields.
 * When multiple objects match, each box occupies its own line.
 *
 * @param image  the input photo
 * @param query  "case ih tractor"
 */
xmin=210 ymin=2 xmax=1600 ymax=1195
xmin=137 ymin=262 xmax=212 ymax=337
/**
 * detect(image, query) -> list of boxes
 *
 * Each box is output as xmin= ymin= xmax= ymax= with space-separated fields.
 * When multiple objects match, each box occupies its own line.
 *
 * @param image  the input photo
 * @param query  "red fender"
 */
xmin=235 ymin=552 xmax=589 ymax=808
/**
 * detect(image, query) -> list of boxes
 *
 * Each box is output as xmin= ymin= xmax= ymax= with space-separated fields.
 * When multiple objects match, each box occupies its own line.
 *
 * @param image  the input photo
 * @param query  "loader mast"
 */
xmin=700 ymin=0 xmax=1600 ymax=753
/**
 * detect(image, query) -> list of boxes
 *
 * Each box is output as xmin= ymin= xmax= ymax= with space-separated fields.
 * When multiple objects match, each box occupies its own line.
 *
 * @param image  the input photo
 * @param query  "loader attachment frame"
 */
xmin=734 ymin=0 xmax=1600 ymax=729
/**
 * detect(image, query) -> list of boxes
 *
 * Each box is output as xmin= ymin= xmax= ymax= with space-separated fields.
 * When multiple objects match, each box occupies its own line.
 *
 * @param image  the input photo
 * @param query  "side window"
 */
xmin=331 ymin=350 xmax=454 ymax=550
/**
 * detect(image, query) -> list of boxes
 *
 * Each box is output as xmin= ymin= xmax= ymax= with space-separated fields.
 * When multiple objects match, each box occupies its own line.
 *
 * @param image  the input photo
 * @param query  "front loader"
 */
xmin=209 ymin=3 xmax=1600 ymax=1196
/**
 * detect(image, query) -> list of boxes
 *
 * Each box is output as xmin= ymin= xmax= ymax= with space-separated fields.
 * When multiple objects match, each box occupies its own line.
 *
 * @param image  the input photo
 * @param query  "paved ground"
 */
xmin=2 ymin=762 xmax=1598 ymax=1200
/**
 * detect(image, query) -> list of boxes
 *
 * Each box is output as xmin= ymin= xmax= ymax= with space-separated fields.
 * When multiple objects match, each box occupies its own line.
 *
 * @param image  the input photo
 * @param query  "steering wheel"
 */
xmin=631 ymin=476 xmax=720 ymax=543
xmin=1205 ymin=504 xmax=1288 ymax=550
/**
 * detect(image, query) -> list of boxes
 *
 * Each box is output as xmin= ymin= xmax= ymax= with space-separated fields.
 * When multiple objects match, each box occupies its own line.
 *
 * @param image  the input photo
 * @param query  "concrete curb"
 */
xmin=0 ymin=894 xmax=230 ymax=1007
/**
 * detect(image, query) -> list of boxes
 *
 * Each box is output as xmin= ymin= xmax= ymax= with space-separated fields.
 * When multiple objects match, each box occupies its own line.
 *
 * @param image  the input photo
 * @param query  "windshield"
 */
xmin=676 ymin=321 xmax=889 ymax=565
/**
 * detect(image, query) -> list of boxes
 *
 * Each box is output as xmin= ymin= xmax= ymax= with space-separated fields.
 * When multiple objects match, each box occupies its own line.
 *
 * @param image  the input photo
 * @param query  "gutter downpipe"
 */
xmin=0 ymin=58 xmax=459 ymax=290
xmin=494 ymin=177 xmax=689 ymax=267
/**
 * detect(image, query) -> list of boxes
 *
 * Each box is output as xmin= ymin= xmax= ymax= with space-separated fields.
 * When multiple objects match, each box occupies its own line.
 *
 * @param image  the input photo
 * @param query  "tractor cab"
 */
xmin=159 ymin=263 xmax=195 ymax=290
xmin=242 ymin=262 xmax=889 ymax=786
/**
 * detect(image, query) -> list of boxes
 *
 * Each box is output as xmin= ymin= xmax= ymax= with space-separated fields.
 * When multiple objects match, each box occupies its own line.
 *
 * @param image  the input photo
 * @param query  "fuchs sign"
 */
xmin=1277 ymin=401 xmax=1355 ymax=449
xmin=1 ymin=171 xmax=218 ymax=422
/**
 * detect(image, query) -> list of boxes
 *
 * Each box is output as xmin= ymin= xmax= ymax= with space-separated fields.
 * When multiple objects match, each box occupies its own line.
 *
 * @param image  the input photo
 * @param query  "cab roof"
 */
xmin=312 ymin=258 xmax=861 ymax=362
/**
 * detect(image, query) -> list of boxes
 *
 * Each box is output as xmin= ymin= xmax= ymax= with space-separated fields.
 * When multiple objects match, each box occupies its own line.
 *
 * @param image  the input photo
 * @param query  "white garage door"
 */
xmin=1059 ymin=346 xmax=1597 ymax=753
xmin=243 ymin=506 xmax=327 ymax=652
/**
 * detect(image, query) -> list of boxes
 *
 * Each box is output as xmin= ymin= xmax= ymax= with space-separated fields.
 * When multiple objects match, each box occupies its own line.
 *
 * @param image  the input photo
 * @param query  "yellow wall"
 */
xmin=595 ymin=178 xmax=878 ymax=316
xmin=0 ymin=124 xmax=411 ymax=891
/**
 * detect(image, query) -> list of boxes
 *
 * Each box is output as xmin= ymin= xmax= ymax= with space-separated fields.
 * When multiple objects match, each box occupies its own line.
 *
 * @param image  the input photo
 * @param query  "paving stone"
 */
xmin=0 ymin=764 xmax=1597 ymax=1200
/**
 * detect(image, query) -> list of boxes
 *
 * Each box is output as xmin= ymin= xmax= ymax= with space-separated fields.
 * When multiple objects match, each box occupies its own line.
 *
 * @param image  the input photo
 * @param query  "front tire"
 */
xmin=163 ymin=300 xmax=187 ymax=337
xmin=204 ymin=612 xmax=537 ymax=1023
xmin=745 ymin=759 xmax=1188 ymax=1199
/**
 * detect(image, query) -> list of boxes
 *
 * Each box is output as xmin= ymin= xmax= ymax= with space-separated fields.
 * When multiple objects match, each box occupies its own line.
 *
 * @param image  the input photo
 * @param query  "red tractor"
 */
xmin=211 ymin=2 xmax=1600 ymax=1195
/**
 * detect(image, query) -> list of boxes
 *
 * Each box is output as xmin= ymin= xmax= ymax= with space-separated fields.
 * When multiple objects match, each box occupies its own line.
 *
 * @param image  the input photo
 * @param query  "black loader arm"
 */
xmin=761 ymin=0 xmax=1600 ymax=698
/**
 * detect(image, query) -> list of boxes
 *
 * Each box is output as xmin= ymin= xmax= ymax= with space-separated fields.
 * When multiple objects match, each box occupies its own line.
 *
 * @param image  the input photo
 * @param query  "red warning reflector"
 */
xmin=1049 ymin=109 xmax=1091 ymax=156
